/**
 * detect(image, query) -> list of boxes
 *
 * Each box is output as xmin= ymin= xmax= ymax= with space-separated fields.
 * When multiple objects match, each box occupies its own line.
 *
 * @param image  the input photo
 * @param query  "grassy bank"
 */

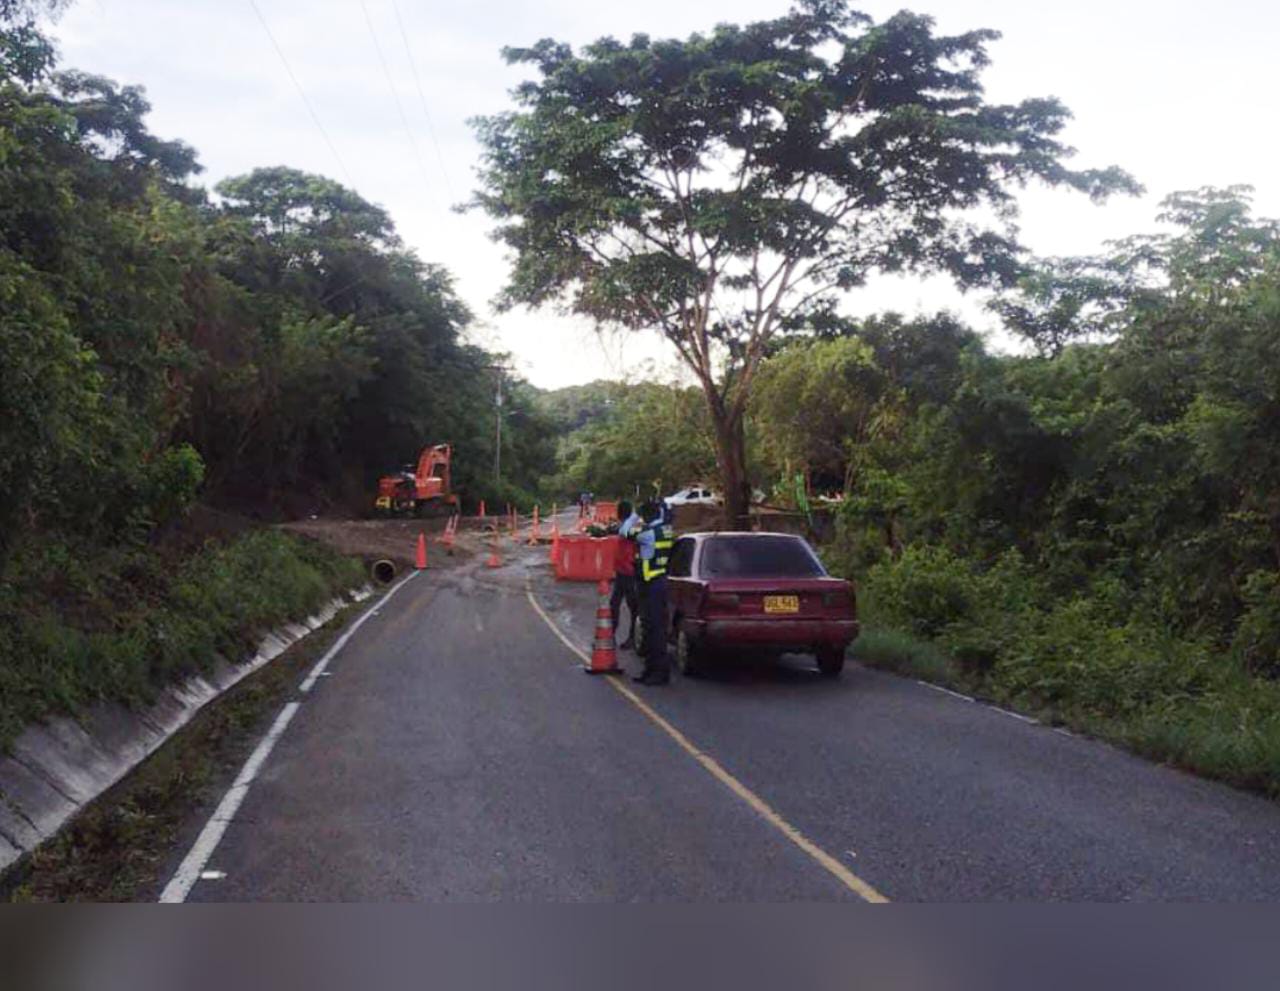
xmin=0 ymin=525 xmax=364 ymax=749
xmin=843 ymin=546 xmax=1280 ymax=799
xmin=3 ymin=596 xmax=365 ymax=901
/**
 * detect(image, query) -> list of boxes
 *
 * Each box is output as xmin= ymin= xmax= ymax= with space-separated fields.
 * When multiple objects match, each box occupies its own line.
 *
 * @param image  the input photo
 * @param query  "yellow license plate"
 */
xmin=375 ymin=497 xmax=391 ymax=509
xmin=764 ymin=595 xmax=799 ymax=614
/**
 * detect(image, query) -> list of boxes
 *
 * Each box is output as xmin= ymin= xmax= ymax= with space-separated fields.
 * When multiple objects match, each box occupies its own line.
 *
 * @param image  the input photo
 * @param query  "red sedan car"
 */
xmin=664 ymin=532 xmax=859 ymax=677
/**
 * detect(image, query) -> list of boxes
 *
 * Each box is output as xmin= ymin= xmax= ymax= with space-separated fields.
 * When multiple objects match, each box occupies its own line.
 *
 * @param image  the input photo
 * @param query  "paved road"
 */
xmin=178 ymin=535 xmax=1280 ymax=901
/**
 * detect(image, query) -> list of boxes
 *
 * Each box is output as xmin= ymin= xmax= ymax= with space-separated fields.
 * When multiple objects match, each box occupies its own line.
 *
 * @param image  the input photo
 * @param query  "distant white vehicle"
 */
xmin=666 ymin=485 xmax=721 ymax=506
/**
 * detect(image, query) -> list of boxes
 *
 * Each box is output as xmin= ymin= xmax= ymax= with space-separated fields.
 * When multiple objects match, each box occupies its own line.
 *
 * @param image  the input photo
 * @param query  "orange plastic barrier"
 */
xmin=554 ymin=535 xmax=619 ymax=582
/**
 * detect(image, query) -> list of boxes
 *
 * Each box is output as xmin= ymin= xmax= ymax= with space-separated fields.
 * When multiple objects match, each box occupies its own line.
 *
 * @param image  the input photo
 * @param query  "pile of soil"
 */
xmin=280 ymin=515 xmax=480 ymax=568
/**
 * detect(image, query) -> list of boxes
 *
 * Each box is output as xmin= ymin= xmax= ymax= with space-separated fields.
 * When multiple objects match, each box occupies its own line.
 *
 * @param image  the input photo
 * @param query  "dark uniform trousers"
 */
xmin=641 ymin=575 xmax=670 ymax=680
xmin=610 ymin=574 xmax=639 ymax=643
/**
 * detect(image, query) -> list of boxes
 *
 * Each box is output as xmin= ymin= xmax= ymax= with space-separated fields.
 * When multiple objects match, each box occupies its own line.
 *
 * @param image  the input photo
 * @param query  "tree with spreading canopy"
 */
xmin=471 ymin=0 xmax=1139 ymax=525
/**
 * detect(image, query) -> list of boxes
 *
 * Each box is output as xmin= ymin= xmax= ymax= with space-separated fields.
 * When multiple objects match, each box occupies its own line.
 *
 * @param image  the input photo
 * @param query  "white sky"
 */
xmin=48 ymin=0 xmax=1280 ymax=389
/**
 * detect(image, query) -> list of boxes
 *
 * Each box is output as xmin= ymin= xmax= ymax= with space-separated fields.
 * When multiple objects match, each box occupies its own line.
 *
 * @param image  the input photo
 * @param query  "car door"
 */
xmin=666 ymin=537 xmax=698 ymax=633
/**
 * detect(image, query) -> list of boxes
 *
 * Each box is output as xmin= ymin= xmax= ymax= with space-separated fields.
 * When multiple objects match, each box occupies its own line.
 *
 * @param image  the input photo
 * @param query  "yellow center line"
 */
xmin=524 ymin=584 xmax=889 ymax=904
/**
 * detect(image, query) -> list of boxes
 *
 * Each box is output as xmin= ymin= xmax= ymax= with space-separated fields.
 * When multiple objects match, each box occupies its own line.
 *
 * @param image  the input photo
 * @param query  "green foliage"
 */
xmin=825 ymin=194 xmax=1280 ymax=793
xmin=547 ymin=381 xmax=716 ymax=499
xmin=849 ymin=628 xmax=956 ymax=685
xmin=855 ymin=551 xmax=1280 ymax=796
xmin=471 ymin=3 xmax=1137 ymax=518
xmin=750 ymin=335 xmax=884 ymax=490
xmin=862 ymin=545 xmax=979 ymax=639
xmin=0 ymin=530 xmax=362 ymax=749
xmin=0 ymin=16 xmax=551 ymax=547
xmin=0 ymin=17 xmax=556 ymax=749
xmin=1234 ymin=572 xmax=1280 ymax=678
xmin=133 ymin=444 xmax=205 ymax=530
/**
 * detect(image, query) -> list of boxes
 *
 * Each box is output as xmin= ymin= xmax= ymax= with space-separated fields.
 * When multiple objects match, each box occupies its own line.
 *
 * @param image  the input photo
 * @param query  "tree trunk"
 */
xmin=708 ymin=401 xmax=752 ymax=531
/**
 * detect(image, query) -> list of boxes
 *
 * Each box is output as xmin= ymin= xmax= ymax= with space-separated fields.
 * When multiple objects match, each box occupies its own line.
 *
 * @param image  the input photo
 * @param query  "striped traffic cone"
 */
xmin=585 ymin=579 xmax=620 ymax=674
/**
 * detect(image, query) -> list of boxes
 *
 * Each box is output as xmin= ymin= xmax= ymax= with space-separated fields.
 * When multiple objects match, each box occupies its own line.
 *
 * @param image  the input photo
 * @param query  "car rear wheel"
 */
xmin=816 ymin=646 xmax=845 ymax=678
xmin=675 ymin=624 xmax=704 ymax=677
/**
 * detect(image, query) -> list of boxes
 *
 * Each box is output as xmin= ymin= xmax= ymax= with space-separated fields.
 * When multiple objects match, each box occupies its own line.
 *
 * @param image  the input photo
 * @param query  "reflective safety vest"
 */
xmin=639 ymin=522 xmax=675 ymax=582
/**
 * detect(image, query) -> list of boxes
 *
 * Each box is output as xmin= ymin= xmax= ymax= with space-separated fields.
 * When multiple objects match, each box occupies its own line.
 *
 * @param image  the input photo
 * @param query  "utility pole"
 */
xmin=493 ymin=368 xmax=503 ymax=487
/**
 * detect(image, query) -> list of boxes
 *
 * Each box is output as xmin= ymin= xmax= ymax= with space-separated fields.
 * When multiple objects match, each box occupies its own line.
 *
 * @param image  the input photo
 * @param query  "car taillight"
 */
xmin=822 ymin=588 xmax=853 ymax=609
xmin=706 ymin=592 xmax=740 ymax=612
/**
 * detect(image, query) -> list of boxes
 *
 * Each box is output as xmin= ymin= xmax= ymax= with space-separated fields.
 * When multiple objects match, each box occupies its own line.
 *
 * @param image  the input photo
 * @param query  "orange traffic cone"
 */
xmin=440 ymin=514 xmax=456 ymax=552
xmin=478 ymin=499 xmax=486 ymax=519
xmin=550 ymin=528 xmax=561 ymax=567
xmin=485 ymin=526 xmax=502 ymax=568
xmin=415 ymin=531 xmax=428 ymax=570
xmin=585 ymin=579 xmax=620 ymax=674
xmin=527 ymin=505 xmax=541 ymax=545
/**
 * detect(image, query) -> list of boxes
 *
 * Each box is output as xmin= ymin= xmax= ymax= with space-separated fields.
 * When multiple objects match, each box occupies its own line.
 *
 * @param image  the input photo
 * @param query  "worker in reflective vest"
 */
xmin=632 ymin=501 xmax=675 ymax=685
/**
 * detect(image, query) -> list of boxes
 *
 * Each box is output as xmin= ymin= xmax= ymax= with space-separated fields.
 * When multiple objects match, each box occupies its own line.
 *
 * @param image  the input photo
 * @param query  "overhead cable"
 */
xmin=246 ymin=0 xmax=355 ymax=187
xmin=359 ymin=0 xmax=438 ymax=203
xmin=390 ymin=0 xmax=457 ymax=201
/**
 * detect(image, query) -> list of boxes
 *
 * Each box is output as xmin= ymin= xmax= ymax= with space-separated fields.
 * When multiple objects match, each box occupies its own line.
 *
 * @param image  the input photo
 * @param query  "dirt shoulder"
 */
xmin=280 ymin=515 xmax=489 ymax=570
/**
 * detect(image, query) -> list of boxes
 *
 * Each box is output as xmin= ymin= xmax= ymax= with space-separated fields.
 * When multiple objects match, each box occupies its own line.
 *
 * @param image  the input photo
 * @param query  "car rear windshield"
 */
xmin=700 ymin=535 xmax=825 ymax=578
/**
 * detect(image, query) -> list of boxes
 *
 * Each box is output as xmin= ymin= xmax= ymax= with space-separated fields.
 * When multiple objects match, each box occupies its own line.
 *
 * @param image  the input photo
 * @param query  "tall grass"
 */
xmin=840 ymin=545 xmax=1280 ymax=799
xmin=0 ymin=529 xmax=363 ymax=749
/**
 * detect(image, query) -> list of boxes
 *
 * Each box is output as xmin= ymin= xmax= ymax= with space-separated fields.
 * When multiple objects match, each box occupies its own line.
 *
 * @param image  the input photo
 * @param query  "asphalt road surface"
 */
xmin=173 ymin=530 xmax=1280 ymax=901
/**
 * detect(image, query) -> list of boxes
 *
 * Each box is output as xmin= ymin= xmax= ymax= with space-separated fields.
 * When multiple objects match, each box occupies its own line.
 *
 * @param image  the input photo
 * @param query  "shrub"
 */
xmin=137 ymin=443 xmax=205 ymax=528
xmin=863 ymin=545 xmax=982 ymax=638
xmin=844 ymin=538 xmax=1280 ymax=796
xmin=985 ymin=598 xmax=1219 ymax=719
xmin=1233 ymin=571 xmax=1280 ymax=677
xmin=852 ymin=627 xmax=958 ymax=685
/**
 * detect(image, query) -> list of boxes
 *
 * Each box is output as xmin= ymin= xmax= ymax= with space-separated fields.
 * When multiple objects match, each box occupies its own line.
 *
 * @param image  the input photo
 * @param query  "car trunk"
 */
xmin=700 ymin=577 xmax=854 ymax=620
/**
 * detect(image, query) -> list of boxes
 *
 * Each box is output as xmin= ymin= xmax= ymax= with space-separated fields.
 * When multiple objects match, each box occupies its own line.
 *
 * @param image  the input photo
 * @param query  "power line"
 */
xmin=359 ymin=0 xmax=438 ymax=204
xmin=246 ymin=0 xmax=354 ymax=187
xmin=390 ymin=0 xmax=457 ymax=202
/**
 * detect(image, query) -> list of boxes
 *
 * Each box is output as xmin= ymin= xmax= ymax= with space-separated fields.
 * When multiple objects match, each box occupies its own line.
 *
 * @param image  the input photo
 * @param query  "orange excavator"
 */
xmin=374 ymin=443 xmax=459 ymax=517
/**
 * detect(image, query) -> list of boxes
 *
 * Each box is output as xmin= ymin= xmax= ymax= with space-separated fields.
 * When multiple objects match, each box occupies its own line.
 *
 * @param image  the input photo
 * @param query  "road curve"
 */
xmin=175 ymin=540 xmax=1280 ymax=901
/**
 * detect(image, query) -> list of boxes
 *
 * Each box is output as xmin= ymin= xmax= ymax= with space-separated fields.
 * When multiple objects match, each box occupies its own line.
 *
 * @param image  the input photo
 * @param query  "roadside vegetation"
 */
xmin=579 ymin=188 xmax=1280 ymax=795
xmin=470 ymin=3 xmax=1138 ymax=526
xmin=569 ymin=188 xmax=1280 ymax=796
xmin=2 ymin=595 xmax=366 ymax=901
xmin=0 ymin=527 xmax=363 ymax=748
xmin=0 ymin=4 xmax=552 ymax=746
xmin=4 ymin=0 xmax=1279 ymax=806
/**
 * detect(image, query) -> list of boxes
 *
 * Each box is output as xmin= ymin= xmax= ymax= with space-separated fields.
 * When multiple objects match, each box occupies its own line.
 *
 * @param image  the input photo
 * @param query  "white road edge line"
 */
xmin=990 ymin=706 xmax=1039 ymax=725
xmin=299 ymin=571 xmax=419 ymax=693
xmin=159 ymin=571 xmax=420 ymax=903
xmin=916 ymin=680 xmax=1042 ymax=726
xmin=159 ymin=702 xmax=300 ymax=903
xmin=917 ymin=680 xmax=975 ymax=703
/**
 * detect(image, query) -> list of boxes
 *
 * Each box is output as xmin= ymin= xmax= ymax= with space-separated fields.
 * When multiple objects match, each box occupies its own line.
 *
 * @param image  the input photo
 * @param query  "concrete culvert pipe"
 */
xmin=371 ymin=559 xmax=397 ymax=584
